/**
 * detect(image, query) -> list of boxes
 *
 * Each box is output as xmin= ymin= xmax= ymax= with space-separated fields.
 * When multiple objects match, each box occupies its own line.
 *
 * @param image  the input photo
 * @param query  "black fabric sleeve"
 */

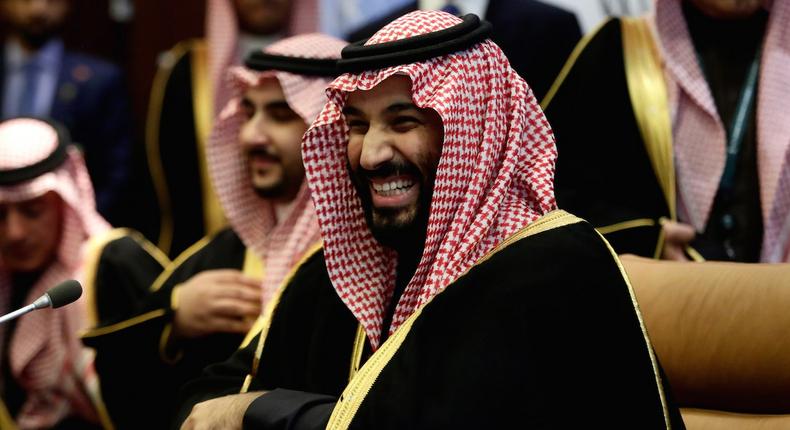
xmin=544 ymin=19 xmax=670 ymax=257
xmin=242 ymin=389 xmax=335 ymax=430
xmin=173 ymin=332 xmax=260 ymax=428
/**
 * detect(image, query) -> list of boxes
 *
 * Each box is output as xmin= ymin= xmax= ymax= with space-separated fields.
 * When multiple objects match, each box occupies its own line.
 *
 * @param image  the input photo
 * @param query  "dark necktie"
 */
xmin=17 ymin=59 xmax=40 ymax=116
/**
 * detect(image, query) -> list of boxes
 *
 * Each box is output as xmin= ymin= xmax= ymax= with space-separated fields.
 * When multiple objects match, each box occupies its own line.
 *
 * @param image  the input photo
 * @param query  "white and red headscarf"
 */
xmin=207 ymin=0 xmax=319 ymax=115
xmin=208 ymin=33 xmax=344 ymax=303
xmin=302 ymin=11 xmax=558 ymax=349
xmin=654 ymin=0 xmax=790 ymax=261
xmin=0 ymin=118 xmax=109 ymax=428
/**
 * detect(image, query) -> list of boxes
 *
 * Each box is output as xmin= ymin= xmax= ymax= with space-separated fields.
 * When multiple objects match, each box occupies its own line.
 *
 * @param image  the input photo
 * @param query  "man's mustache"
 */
xmin=357 ymin=160 xmax=421 ymax=182
xmin=247 ymin=147 xmax=280 ymax=162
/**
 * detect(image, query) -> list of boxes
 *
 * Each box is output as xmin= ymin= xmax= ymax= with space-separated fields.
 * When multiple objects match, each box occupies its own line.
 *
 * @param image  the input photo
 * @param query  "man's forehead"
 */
xmin=344 ymin=75 xmax=414 ymax=112
xmin=242 ymin=77 xmax=286 ymax=102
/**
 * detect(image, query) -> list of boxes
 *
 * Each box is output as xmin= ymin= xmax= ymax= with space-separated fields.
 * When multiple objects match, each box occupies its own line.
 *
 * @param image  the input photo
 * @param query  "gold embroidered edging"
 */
xmin=685 ymin=246 xmax=705 ymax=262
xmin=91 ymin=378 xmax=116 ymax=430
xmin=82 ymin=228 xmax=170 ymax=328
xmin=596 ymin=218 xmax=656 ymax=235
xmin=190 ymin=41 xmax=226 ymax=236
xmin=0 ymin=399 xmax=16 ymax=430
xmin=80 ymin=309 xmax=167 ymax=339
xmin=159 ymin=322 xmax=184 ymax=365
xmin=348 ymin=324 xmax=366 ymax=382
xmin=146 ymin=40 xmax=199 ymax=255
xmin=596 ymin=231 xmax=672 ymax=429
xmin=541 ymin=19 xmax=613 ymax=110
xmin=239 ymin=242 xmax=323 ymax=393
xmin=150 ymin=235 xmax=213 ymax=292
xmin=621 ymin=17 xmax=676 ymax=221
xmin=242 ymin=248 xmax=265 ymax=280
xmin=326 ymin=210 xmax=583 ymax=429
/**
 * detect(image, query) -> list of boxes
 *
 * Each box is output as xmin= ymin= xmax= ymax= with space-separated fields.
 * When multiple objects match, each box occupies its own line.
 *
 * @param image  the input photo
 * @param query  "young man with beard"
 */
xmin=0 ymin=0 xmax=133 ymax=223
xmin=177 ymin=11 xmax=684 ymax=430
xmin=0 ymin=117 xmax=111 ymax=429
xmin=81 ymin=34 xmax=345 ymax=429
xmin=147 ymin=0 xmax=318 ymax=257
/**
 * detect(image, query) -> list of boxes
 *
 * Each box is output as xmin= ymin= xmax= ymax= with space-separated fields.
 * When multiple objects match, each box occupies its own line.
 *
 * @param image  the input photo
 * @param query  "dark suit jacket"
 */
xmin=0 ymin=42 xmax=133 ymax=221
xmin=347 ymin=0 xmax=582 ymax=101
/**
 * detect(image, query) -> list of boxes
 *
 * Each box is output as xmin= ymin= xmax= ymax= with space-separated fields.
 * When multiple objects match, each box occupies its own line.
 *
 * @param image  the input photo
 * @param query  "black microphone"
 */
xmin=0 ymin=279 xmax=83 ymax=324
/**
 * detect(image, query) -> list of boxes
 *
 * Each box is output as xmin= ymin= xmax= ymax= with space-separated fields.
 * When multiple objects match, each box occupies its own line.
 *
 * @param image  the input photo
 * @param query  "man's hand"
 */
xmin=181 ymin=392 xmax=264 ymax=430
xmin=173 ymin=269 xmax=262 ymax=339
xmin=661 ymin=220 xmax=696 ymax=261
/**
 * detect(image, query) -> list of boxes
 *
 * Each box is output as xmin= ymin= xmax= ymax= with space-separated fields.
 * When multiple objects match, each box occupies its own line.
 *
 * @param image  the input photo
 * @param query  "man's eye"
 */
xmin=240 ymin=103 xmax=255 ymax=119
xmin=392 ymin=116 xmax=419 ymax=131
xmin=269 ymin=108 xmax=300 ymax=122
xmin=347 ymin=120 xmax=368 ymax=133
xmin=19 ymin=204 xmax=44 ymax=219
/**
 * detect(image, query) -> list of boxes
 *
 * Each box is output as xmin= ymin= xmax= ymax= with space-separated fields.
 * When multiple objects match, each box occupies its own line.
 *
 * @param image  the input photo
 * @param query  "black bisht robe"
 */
xmin=543 ymin=18 xmax=670 ymax=258
xmin=176 ymin=211 xmax=684 ymax=429
xmin=83 ymin=228 xmax=251 ymax=429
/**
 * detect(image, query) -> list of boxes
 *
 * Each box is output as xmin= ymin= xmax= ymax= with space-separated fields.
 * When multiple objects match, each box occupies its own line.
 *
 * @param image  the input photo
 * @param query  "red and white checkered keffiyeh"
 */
xmin=207 ymin=0 xmax=319 ymax=116
xmin=654 ymin=0 xmax=790 ymax=261
xmin=0 ymin=118 xmax=109 ymax=428
xmin=208 ymin=34 xmax=344 ymax=303
xmin=302 ymin=11 xmax=558 ymax=349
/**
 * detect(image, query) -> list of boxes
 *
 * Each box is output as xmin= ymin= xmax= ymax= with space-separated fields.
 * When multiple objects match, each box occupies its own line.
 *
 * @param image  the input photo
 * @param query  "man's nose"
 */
xmin=4 ymin=210 xmax=28 ymax=242
xmin=359 ymin=127 xmax=395 ymax=171
xmin=240 ymin=116 xmax=270 ymax=148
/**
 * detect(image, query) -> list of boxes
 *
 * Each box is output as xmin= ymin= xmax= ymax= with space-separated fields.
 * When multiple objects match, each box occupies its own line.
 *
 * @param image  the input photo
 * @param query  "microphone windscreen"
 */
xmin=46 ymin=280 xmax=83 ymax=309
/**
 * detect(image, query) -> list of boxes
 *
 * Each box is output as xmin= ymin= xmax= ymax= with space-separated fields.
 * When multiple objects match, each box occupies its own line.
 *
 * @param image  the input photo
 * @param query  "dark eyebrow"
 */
xmin=385 ymin=102 xmax=418 ymax=113
xmin=342 ymin=105 xmax=364 ymax=117
xmin=264 ymin=100 xmax=291 ymax=110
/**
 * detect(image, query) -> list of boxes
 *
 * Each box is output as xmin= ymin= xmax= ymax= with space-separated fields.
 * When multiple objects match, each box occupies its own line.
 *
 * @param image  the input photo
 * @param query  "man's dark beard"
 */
xmin=248 ymin=147 xmax=282 ymax=198
xmin=349 ymin=159 xmax=434 ymax=252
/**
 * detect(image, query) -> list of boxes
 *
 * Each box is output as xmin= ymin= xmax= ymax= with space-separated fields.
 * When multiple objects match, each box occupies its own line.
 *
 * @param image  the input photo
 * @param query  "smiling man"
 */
xmin=177 ymin=11 xmax=684 ymax=430
xmin=81 ymin=34 xmax=345 ymax=429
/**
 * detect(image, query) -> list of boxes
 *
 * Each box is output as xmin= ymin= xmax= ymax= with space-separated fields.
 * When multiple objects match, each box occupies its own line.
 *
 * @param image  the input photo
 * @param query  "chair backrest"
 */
xmin=621 ymin=256 xmax=790 ymax=428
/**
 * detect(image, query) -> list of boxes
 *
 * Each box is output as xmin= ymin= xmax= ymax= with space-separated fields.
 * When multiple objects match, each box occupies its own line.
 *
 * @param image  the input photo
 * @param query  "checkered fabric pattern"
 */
xmin=0 ymin=118 xmax=109 ymax=428
xmin=208 ymin=34 xmax=344 ymax=303
xmin=655 ymin=0 xmax=790 ymax=261
xmin=207 ymin=0 xmax=320 ymax=116
xmin=302 ymin=10 xmax=558 ymax=349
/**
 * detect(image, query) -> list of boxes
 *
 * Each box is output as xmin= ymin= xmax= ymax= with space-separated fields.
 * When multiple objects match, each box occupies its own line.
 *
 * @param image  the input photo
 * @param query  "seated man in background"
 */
xmin=543 ymin=0 xmax=788 ymax=262
xmin=82 ymin=33 xmax=345 ymax=429
xmin=178 ymin=11 xmax=683 ymax=429
xmin=0 ymin=0 xmax=133 ymax=223
xmin=0 ymin=117 xmax=110 ymax=429
xmin=147 ymin=0 xmax=317 ymax=257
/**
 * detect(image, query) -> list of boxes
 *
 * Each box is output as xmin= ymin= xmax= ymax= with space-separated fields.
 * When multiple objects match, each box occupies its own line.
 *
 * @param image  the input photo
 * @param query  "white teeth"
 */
xmin=371 ymin=179 xmax=414 ymax=196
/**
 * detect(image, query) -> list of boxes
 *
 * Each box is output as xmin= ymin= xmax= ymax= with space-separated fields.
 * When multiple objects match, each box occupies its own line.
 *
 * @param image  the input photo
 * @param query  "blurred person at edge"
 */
xmin=147 ymin=0 xmax=318 ymax=258
xmin=0 ymin=0 xmax=134 ymax=224
xmin=545 ymin=0 xmax=790 ymax=263
xmin=82 ymin=34 xmax=344 ymax=429
xmin=0 ymin=117 xmax=110 ymax=430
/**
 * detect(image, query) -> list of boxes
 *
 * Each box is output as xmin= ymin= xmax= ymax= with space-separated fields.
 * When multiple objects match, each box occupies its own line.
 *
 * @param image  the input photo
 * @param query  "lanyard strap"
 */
xmin=717 ymin=50 xmax=761 ymax=194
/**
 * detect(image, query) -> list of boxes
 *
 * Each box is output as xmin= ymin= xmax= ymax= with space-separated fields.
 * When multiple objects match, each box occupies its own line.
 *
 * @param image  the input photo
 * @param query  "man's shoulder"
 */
xmin=470 ymin=212 xmax=621 ymax=285
xmin=153 ymin=227 xmax=246 ymax=289
xmin=283 ymin=247 xmax=329 ymax=294
xmin=62 ymin=50 xmax=123 ymax=83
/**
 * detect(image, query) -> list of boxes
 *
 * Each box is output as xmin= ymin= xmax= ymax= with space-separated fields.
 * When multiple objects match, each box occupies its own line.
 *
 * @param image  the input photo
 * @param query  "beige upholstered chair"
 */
xmin=621 ymin=256 xmax=790 ymax=429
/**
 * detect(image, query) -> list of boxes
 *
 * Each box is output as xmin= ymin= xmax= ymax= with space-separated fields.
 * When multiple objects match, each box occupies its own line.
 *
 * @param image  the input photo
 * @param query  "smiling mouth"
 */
xmin=371 ymin=178 xmax=415 ymax=196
